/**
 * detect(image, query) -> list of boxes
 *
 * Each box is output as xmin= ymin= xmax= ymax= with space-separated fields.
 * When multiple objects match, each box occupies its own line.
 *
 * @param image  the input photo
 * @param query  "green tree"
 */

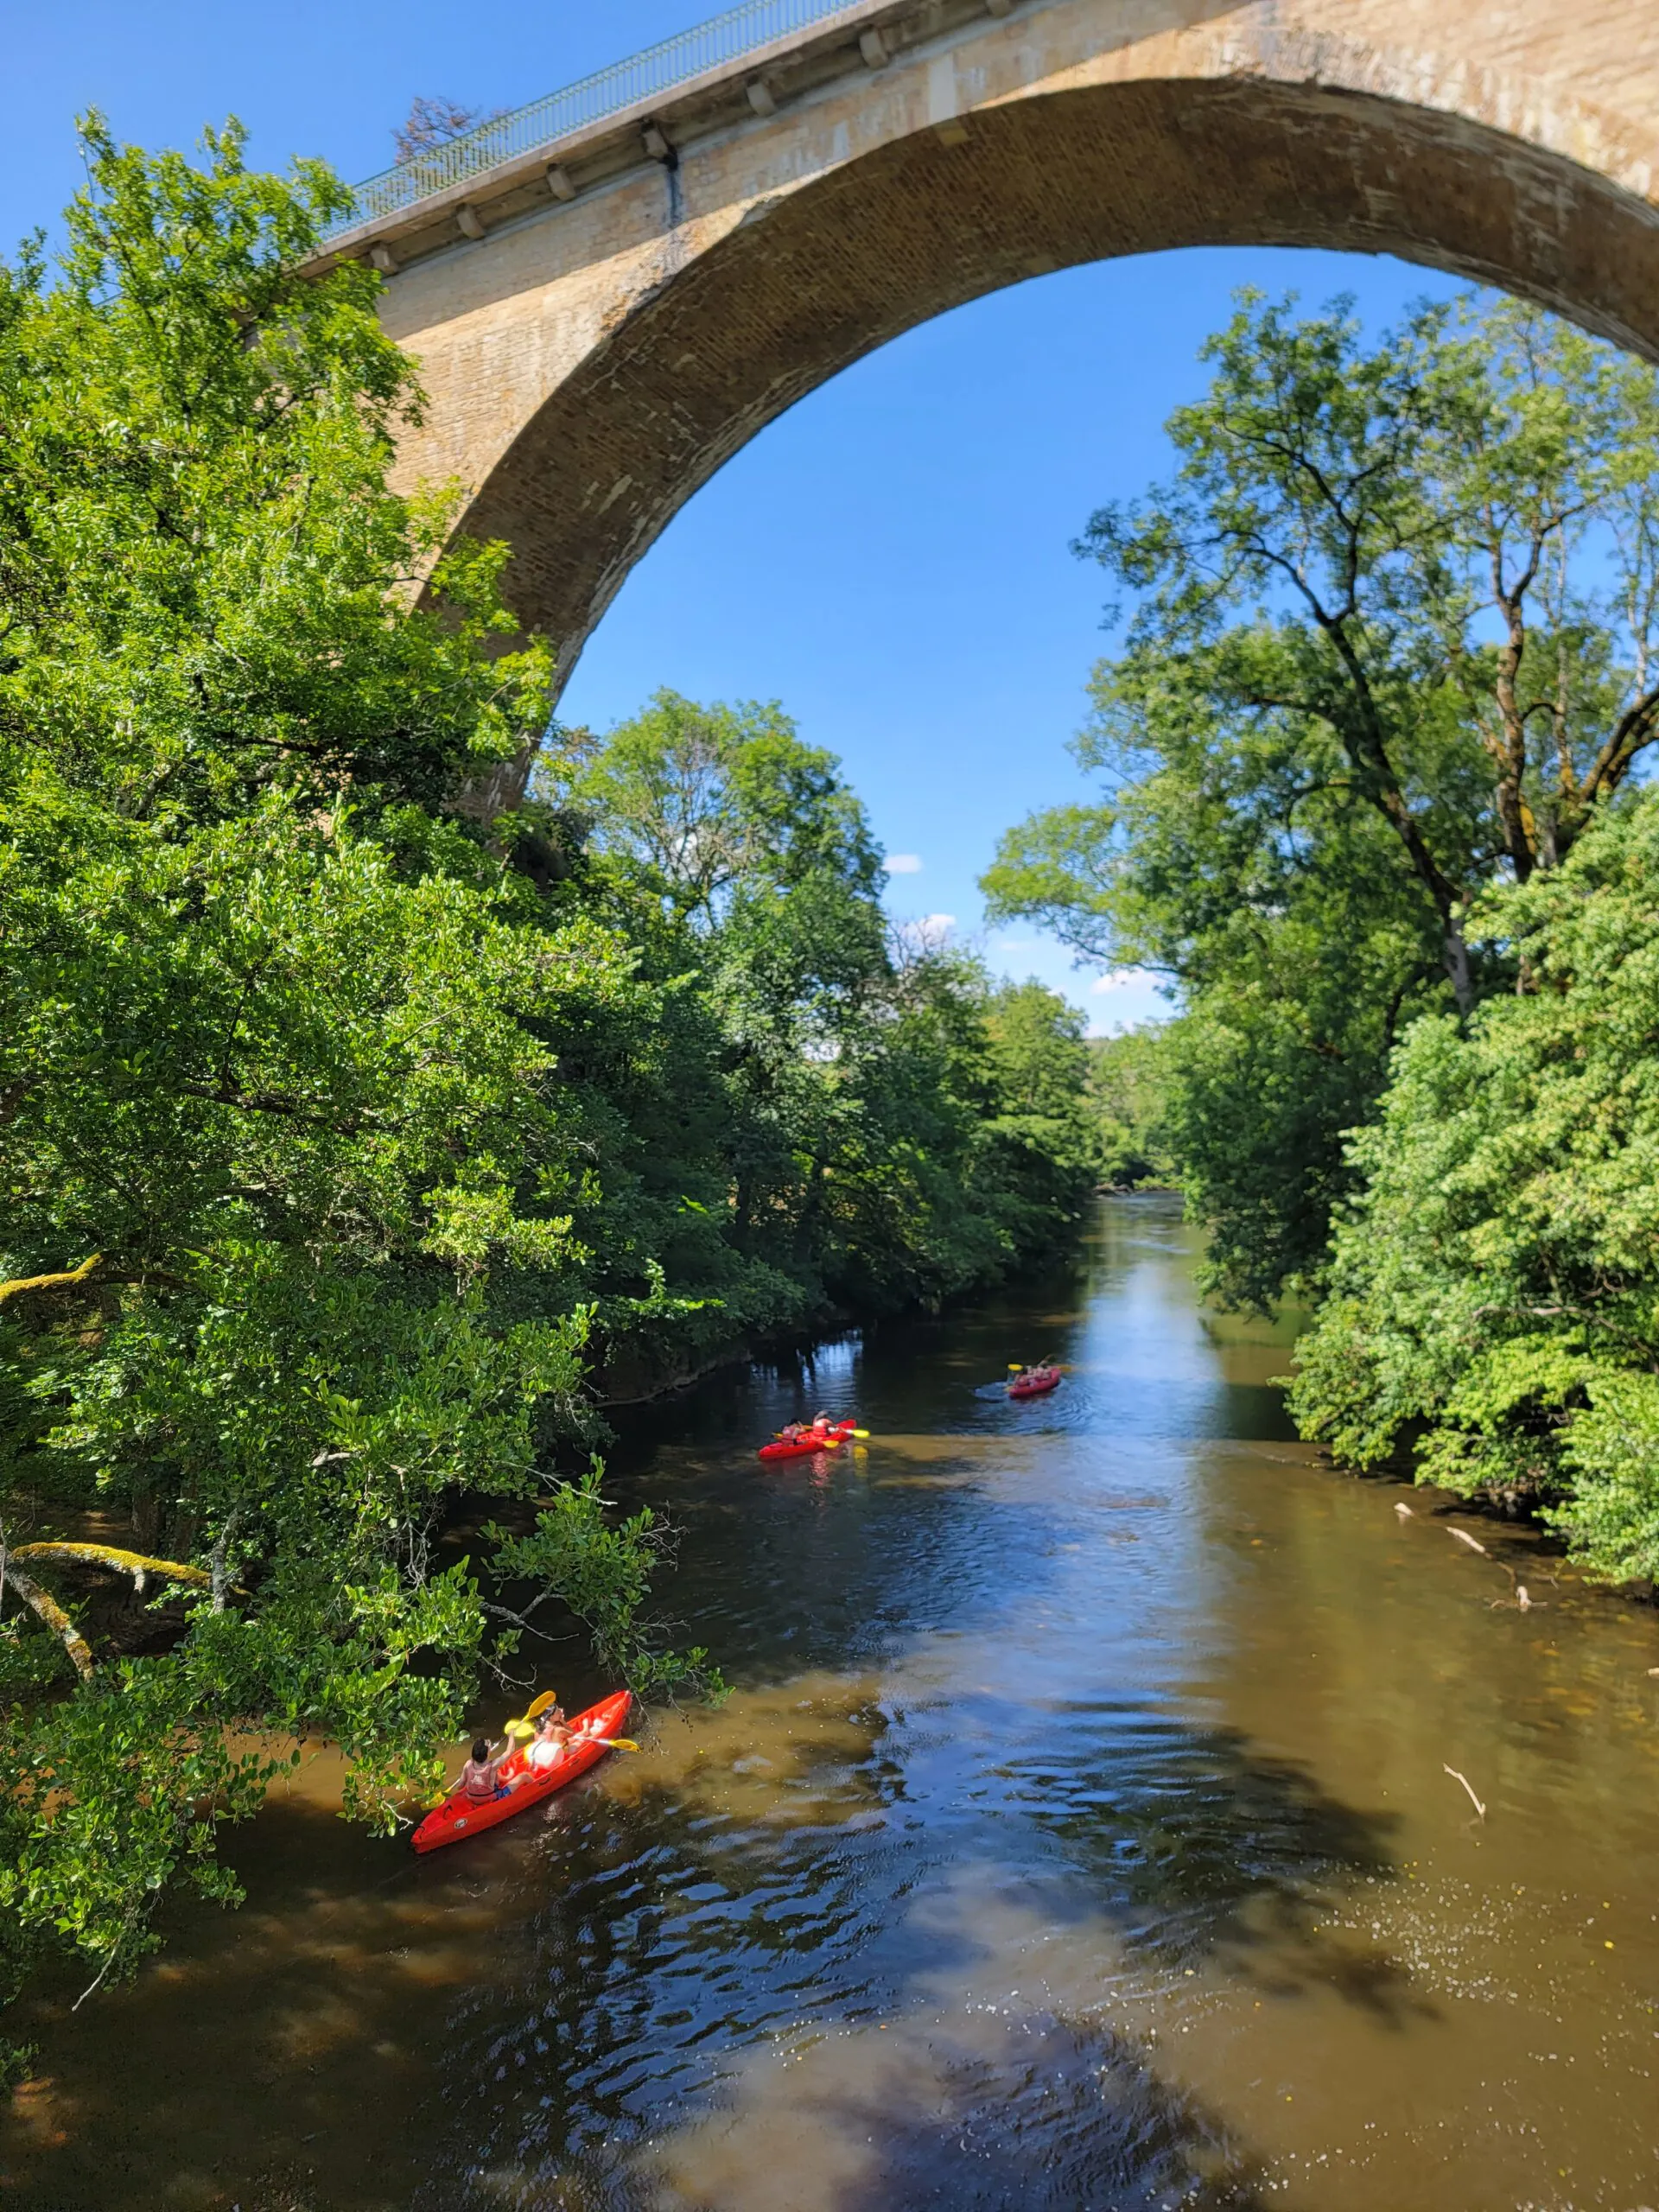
xmin=1087 ymin=1026 xmax=1177 ymax=1190
xmin=984 ymin=289 xmax=1659 ymax=1303
xmin=979 ymin=979 xmax=1098 ymax=1236
xmin=1287 ymin=791 xmax=1659 ymax=1586
xmin=558 ymin=689 xmax=894 ymax=1318
xmin=568 ymin=689 xmax=883 ymax=925
xmin=0 ymin=120 xmax=710 ymax=2037
xmin=560 ymin=702 xmax=1101 ymax=1325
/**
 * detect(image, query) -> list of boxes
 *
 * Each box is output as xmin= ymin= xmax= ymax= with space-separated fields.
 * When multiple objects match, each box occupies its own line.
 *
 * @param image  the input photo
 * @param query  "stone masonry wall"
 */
xmin=358 ymin=0 xmax=1659 ymax=725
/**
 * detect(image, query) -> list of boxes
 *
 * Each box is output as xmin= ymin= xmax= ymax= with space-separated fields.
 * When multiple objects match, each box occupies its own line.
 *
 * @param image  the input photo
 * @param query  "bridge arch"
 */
xmin=328 ymin=0 xmax=1659 ymax=735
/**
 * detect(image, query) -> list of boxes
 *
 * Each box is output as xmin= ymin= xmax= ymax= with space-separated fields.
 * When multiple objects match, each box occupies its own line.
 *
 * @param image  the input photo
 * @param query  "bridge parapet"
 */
xmin=309 ymin=0 xmax=1014 ymax=276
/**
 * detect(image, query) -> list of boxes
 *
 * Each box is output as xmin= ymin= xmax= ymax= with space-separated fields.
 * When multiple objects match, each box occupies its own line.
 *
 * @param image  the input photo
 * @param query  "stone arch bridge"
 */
xmin=312 ymin=0 xmax=1659 ymax=756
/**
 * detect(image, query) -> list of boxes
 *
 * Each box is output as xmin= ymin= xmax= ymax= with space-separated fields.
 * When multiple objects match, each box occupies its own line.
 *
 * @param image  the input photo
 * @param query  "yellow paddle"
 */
xmin=485 ymin=1688 xmax=563 ymax=1758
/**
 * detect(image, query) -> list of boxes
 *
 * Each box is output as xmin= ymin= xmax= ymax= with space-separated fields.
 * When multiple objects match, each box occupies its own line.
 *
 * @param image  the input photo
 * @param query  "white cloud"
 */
xmin=1084 ymin=965 xmax=1173 ymax=1039
xmin=923 ymin=912 xmax=957 ymax=931
xmin=884 ymin=853 xmax=924 ymax=874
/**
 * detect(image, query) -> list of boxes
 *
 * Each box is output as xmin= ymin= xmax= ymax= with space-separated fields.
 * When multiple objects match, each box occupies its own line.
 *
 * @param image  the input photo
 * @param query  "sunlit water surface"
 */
xmin=5 ymin=1198 xmax=1659 ymax=2210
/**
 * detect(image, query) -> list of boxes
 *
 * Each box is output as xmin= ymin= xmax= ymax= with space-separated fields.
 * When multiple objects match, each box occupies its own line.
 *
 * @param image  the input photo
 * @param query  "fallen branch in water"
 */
xmin=1448 ymin=1526 xmax=1488 ymax=1556
xmin=1395 ymin=1501 xmax=1414 ymax=1518
xmin=1490 ymin=1564 xmax=1541 ymax=1611
xmin=1444 ymin=1764 xmax=1486 ymax=1819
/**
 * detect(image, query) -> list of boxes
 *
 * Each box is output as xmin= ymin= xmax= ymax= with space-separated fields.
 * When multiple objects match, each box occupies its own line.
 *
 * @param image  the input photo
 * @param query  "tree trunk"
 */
xmin=1443 ymin=921 xmax=1475 ymax=1019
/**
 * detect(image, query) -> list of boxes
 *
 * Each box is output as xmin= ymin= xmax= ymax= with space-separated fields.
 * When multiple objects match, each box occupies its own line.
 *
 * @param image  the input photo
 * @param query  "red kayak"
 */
xmin=758 ymin=1420 xmax=860 ymax=1463
xmin=411 ymin=1689 xmax=633 ymax=1853
xmin=1007 ymin=1367 xmax=1062 ymax=1400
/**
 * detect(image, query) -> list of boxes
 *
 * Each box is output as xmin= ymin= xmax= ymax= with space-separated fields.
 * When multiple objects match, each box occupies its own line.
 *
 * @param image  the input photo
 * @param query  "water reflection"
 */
xmin=5 ymin=1199 xmax=1659 ymax=2212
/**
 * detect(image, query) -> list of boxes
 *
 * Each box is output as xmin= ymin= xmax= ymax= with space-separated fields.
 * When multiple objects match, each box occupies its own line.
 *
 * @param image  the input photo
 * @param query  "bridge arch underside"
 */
xmin=457 ymin=73 xmax=1659 ymax=690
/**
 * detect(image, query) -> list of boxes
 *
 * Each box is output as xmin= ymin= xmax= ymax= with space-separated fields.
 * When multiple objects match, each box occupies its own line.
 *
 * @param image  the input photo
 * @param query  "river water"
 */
xmin=5 ymin=1197 xmax=1659 ymax=2211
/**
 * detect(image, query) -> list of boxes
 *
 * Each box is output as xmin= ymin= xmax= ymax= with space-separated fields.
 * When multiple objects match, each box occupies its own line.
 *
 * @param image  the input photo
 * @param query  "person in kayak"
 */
xmin=459 ymin=1737 xmax=510 ymax=1802
xmin=525 ymin=1703 xmax=572 ymax=1772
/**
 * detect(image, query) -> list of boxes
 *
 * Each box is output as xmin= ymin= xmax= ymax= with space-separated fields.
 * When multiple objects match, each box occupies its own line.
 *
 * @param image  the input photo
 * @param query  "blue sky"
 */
xmin=5 ymin=1 xmax=1467 ymax=1029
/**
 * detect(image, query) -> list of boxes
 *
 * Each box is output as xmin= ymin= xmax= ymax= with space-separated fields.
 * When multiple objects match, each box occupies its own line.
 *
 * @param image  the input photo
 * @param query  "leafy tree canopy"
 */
xmin=0 ymin=118 xmax=707 ymax=2036
xmin=984 ymin=289 xmax=1659 ymax=1303
xmin=1087 ymin=1026 xmax=1178 ymax=1192
xmin=1287 ymin=791 xmax=1659 ymax=1586
xmin=568 ymin=689 xmax=884 ymax=927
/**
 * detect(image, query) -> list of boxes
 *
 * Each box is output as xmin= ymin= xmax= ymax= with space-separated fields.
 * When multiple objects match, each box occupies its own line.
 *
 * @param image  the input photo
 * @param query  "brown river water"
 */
xmin=4 ymin=1196 xmax=1659 ymax=2211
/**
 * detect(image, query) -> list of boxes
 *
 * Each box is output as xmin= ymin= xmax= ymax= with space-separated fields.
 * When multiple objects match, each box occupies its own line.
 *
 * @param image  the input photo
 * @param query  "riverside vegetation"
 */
xmin=987 ymin=285 xmax=1659 ymax=1592
xmin=0 ymin=125 xmax=1099 ymax=2052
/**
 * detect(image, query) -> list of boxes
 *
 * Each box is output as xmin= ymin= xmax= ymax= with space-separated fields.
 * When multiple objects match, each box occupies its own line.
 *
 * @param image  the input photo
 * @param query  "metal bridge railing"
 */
xmin=327 ymin=0 xmax=867 ymax=238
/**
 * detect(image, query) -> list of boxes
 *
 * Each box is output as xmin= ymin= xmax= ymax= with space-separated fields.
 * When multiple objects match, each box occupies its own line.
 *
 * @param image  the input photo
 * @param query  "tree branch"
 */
xmin=175 ymin=1078 xmax=367 ymax=1133
xmin=1580 ymin=680 xmax=1659 ymax=809
xmin=10 ymin=1540 xmax=213 ymax=1590
xmin=3 ymin=1564 xmax=95 ymax=1679
xmin=0 ymin=1253 xmax=103 ymax=1307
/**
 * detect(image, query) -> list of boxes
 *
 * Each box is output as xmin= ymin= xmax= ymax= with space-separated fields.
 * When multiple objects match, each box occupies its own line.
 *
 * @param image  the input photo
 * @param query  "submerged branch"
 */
xmin=1443 ymin=1764 xmax=1486 ymax=1820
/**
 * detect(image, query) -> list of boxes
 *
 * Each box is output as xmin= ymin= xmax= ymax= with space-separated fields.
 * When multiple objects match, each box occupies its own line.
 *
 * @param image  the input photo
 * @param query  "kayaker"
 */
xmin=525 ymin=1704 xmax=572 ymax=1772
xmin=459 ymin=1737 xmax=510 ymax=1802
xmin=812 ymin=1410 xmax=833 ymax=1430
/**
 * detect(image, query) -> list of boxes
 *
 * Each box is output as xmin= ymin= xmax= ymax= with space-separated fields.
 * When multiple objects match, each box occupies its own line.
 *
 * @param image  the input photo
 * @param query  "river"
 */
xmin=4 ymin=1196 xmax=1658 ymax=2211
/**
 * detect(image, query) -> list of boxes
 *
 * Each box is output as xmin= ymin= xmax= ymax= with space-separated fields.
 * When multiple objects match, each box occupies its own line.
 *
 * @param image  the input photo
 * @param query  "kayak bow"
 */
xmin=411 ymin=1688 xmax=633 ymax=1853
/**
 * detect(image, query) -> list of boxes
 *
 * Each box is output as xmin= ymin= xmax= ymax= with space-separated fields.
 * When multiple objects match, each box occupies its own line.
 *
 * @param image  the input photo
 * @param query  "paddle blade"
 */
xmin=504 ymin=1719 xmax=535 ymax=1740
xmin=849 ymin=1428 xmax=870 ymax=1439
xmin=523 ymin=1690 xmax=558 ymax=1721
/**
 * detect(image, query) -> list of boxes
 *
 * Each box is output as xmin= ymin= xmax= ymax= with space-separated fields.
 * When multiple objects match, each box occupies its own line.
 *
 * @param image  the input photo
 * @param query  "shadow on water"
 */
xmin=995 ymin=1712 xmax=1420 ymax=2019
xmin=5 ymin=1668 xmax=1380 ymax=2205
xmin=505 ymin=2013 xmax=1272 ymax=2212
